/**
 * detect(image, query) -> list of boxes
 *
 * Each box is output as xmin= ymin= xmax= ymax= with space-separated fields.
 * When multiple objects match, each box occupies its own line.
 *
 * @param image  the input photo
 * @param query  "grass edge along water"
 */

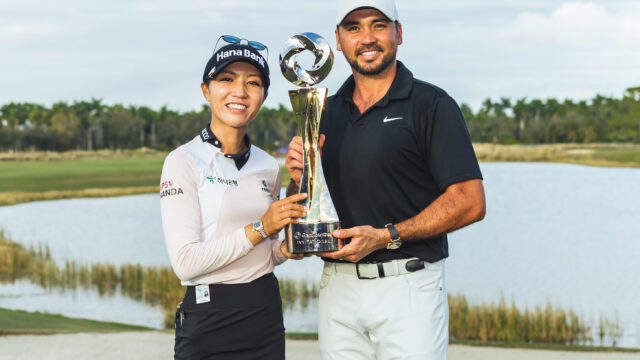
xmin=0 ymin=307 xmax=152 ymax=335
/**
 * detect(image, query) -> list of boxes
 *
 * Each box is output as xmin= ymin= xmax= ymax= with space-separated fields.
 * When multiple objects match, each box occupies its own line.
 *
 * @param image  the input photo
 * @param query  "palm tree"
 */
xmin=513 ymin=98 xmax=528 ymax=141
xmin=88 ymin=98 xmax=106 ymax=149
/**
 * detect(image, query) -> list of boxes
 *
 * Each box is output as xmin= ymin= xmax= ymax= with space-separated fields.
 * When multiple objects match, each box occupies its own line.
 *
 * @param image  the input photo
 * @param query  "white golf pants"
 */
xmin=318 ymin=259 xmax=448 ymax=360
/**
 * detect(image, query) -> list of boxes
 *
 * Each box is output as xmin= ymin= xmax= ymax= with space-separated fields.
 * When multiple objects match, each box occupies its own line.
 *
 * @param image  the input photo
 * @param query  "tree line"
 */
xmin=0 ymin=99 xmax=296 ymax=152
xmin=1 ymin=87 xmax=639 ymax=152
xmin=463 ymin=87 xmax=640 ymax=144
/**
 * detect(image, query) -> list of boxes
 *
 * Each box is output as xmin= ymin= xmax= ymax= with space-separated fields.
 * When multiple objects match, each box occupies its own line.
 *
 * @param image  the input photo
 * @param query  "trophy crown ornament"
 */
xmin=279 ymin=32 xmax=334 ymax=87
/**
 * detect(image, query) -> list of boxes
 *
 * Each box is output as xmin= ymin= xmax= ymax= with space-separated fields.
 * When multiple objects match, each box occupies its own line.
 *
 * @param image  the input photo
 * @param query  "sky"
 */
xmin=1 ymin=0 xmax=639 ymax=112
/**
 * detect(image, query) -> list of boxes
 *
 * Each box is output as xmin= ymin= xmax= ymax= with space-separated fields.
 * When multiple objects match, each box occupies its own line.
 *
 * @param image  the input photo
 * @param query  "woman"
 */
xmin=160 ymin=36 xmax=306 ymax=360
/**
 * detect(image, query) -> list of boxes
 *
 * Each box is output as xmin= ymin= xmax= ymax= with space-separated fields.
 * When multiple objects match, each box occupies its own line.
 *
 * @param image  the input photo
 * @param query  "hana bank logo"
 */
xmin=207 ymin=176 xmax=238 ymax=187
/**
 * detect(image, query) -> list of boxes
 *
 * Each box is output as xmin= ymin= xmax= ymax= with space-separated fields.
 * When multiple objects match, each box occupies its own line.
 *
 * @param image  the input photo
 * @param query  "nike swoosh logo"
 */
xmin=383 ymin=116 xmax=403 ymax=123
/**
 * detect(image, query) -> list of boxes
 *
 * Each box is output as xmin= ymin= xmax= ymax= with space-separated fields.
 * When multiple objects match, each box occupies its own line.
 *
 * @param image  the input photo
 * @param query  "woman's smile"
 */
xmin=226 ymin=103 xmax=248 ymax=110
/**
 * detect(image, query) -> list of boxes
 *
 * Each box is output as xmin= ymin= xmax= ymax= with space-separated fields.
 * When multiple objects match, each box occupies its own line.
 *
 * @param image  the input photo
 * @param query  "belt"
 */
xmin=330 ymin=258 xmax=425 ymax=279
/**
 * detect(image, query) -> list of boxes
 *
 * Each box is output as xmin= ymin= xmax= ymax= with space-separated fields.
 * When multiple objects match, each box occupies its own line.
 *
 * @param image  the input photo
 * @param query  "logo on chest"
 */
xmin=206 ymin=176 xmax=238 ymax=187
xmin=260 ymin=179 xmax=270 ymax=193
xmin=383 ymin=116 xmax=403 ymax=123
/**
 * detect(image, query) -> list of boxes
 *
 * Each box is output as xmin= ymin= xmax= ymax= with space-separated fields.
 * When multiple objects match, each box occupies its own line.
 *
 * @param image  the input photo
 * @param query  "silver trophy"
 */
xmin=280 ymin=32 xmax=340 ymax=253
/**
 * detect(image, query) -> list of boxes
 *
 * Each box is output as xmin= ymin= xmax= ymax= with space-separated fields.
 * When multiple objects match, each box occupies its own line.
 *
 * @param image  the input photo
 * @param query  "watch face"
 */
xmin=252 ymin=220 xmax=267 ymax=238
xmin=387 ymin=241 xmax=401 ymax=250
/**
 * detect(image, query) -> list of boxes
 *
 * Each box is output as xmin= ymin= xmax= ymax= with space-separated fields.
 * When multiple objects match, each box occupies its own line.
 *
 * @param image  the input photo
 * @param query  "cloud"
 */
xmin=0 ymin=21 xmax=66 ymax=45
xmin=509 ymin=2 xmax=640 ymax=49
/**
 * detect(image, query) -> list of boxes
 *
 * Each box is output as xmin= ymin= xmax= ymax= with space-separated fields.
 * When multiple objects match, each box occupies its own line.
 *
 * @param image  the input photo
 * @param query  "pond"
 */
xmin=1 ymin=162 xmax=639 ymax=345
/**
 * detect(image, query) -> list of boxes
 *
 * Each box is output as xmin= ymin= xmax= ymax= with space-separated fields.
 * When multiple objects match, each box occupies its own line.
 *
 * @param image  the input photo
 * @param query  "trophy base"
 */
xmin=286 ymin=220 xmax=340 ymax=253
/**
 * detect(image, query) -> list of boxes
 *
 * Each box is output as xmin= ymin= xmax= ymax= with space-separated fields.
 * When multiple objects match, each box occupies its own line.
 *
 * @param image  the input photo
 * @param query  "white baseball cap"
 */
xmin=336 ymin=0 xmax=399 ymax=26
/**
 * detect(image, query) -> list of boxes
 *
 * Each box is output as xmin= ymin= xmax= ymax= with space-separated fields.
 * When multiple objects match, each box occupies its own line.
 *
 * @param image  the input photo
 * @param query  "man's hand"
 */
xmin=317 ymin=225 xmax=389 ymax=263
xmin=285 ymin=135 xmax=325 ymax=187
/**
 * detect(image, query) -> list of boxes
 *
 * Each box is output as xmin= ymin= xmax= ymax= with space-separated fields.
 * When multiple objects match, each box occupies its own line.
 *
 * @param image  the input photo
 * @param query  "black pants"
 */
xmin=174 ymin=273 xmax=285 ymax=360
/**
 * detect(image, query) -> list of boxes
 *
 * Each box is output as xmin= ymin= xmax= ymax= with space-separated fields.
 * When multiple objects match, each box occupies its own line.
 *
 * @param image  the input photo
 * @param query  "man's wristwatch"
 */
xmin=252 ymin=220 xmax=268 ymax=240
xmin=385 ymin=223 xmax=402 ymax=250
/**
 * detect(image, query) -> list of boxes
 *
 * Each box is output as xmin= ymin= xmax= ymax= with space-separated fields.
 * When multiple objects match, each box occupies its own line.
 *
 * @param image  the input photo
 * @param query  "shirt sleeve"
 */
xmin=160 ymin=150 xmax=254 ymax=282
xmin=423 ymin=95 xmax=483 ymax=191
xmin=269 ymin=165 xmax=288 ymax=265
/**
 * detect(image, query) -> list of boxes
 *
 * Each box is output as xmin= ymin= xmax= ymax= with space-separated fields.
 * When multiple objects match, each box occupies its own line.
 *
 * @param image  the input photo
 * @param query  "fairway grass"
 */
xmin=0 ymin=157 xmax=165 ymax=192
xmin=473 ymin=143 xmax=640 ymax=167
xmin=0 ymin=156 xmax=165 ymax=205
xmin=0 ymin=307 xmax=152 ymax=335
xmin=0 ymin=153 xmax=291 ymax=205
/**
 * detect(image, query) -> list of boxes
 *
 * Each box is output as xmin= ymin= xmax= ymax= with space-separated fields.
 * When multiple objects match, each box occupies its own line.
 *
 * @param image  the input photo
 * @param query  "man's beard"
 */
xmin=347 ymin=45 xmax=396 ymax=76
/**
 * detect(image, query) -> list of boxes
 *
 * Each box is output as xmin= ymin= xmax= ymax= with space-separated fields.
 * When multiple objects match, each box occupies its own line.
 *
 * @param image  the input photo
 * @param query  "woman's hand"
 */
xmin=261 ymin=193 xmax=308 ymax=236
xmin=279 ymin=240 xmax=307 ymax=260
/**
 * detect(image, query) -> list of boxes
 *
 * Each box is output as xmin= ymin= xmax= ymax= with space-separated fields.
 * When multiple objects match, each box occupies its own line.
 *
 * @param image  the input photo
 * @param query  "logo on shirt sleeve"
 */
xmin=159 ymin=180 xmax=184 ymax=198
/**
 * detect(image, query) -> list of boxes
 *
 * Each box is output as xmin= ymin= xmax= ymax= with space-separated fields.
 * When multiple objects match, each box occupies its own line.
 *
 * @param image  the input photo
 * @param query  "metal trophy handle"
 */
xmin=280 ymin=33 xmax=340 ymax=253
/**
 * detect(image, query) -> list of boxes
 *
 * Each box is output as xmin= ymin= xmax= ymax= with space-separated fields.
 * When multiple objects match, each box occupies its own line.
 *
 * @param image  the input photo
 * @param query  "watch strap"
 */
xmin=253 ymin=221 xmax=268 ymax=239
xmin=385 ymin=223 xmax=401 ymax=250
xmin=385 ymin=223 xmax=400 ymax=241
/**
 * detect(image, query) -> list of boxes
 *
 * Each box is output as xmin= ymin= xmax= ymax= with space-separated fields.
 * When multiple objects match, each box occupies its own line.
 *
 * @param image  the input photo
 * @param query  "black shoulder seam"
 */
xmin=412 ymin=79 xmax=449 ymax=98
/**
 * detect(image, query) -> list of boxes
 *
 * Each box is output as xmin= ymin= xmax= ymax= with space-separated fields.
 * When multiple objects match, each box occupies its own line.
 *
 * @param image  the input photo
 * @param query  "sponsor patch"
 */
xmin=206 ymin=176 xmax=238 ymax=187
xmin=201 ymin=128 xmax=210 ymax=141
xmin=159 ymin=180 xmax=174 ymax=191
xmin=216 ymin=49 xmax=265 ymax=68
xmin=160 ymin=187 xmax=184 ymax=198
xmin=261 ymin=179 xmax=270 ymax=193
xmin=160 ymin=179 xmax=183 ymax=198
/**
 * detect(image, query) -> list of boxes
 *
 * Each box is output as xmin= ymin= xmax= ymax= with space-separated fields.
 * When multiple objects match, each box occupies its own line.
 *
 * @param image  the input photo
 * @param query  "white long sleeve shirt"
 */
xmin=160 ymin=132 xmax=286 ymax=286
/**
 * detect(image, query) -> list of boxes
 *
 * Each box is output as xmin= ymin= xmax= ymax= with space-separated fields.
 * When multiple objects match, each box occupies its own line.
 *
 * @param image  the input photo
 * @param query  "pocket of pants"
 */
xmin=402 ymin=264 xmax=443 ymax=293
xmin=174 ymin=310 xmax=181 ymax=330
xmin=179 ymin=308 xmax=210 ymax=333
xmin=319 ymin=265 xmax=335 ymax=290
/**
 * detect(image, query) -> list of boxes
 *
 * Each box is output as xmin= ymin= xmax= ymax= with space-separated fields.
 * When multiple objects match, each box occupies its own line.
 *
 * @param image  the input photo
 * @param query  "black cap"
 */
xmin=203 ymin=44 xmax=270 ymax=91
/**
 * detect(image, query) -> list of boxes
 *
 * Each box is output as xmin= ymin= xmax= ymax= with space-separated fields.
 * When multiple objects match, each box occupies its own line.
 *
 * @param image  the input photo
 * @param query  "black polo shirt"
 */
xmin=321 ymin=61 xmax=482 ymax=263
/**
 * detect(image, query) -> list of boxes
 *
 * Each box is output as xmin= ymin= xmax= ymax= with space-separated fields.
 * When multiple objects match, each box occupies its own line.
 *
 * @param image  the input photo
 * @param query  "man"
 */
xmin=285 ymin=0 xmax=486 ymax=358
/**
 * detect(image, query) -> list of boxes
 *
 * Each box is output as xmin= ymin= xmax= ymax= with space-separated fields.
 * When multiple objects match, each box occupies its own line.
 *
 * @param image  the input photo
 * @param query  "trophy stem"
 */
xmin=289 ymin=88 xmax=330 ymax=221
xmin=286 ymin=87 xmax=340 ymax=253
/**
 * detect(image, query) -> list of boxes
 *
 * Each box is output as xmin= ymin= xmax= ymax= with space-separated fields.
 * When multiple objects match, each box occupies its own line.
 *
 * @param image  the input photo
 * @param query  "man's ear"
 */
xmin=335 ymin=28 xmax=342 ymax=52
xmin=396 ymin=22 xmax=403 ymax=45
xmin=201 ymin=82 xmax=210 ymax=102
